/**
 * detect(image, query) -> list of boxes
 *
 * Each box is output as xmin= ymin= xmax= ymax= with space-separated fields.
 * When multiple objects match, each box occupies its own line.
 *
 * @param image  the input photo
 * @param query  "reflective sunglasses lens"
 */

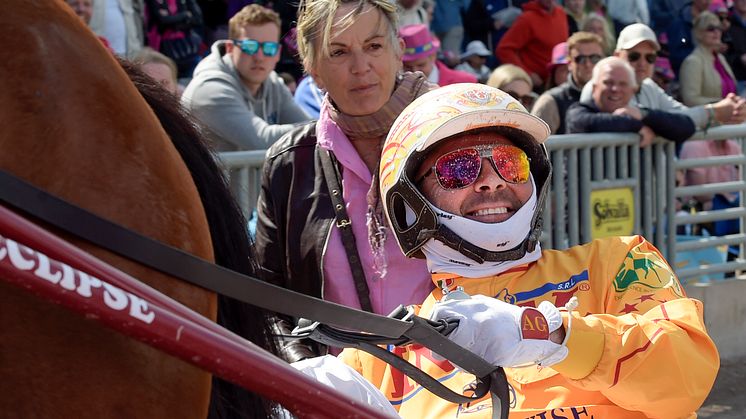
xmin=492 ymin=145 xmax=530 ymax=184
xmin=435 ymin=149 xmax=481 ymax=189
xmin=239 ymin=39 xmax=259 ymax=55
xmin=262 ymin=42 xmax=279 ymax=57
xmin=589 ymin=54 xmax=602 ymax=64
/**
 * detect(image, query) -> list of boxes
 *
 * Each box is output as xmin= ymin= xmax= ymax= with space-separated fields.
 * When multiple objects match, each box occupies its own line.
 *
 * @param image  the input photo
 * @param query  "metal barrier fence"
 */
xmin=217 ymin=149 xmax=267 ymax=219
xmin=217 ymin=123 xmax=746 ymax=283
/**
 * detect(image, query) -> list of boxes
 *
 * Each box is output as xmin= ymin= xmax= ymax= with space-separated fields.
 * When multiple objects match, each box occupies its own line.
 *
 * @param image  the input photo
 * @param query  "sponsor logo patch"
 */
xmin=520 ymin=308 xmax=549 ymax=340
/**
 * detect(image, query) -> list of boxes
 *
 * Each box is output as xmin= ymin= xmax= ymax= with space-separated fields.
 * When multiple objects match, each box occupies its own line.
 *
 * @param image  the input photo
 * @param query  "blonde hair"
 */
xmin=580 ymin=12 xmax=616 ymax=56
xmin=567 ymin=31 xmax=604 ymax=54
xmin=486 ymin=64 xmax=532 ymax=90
xmin=229 ymin=4 xmax=281 ymax=39
xmin=133 ymin=47 xmax=178 ymax=81
xmin=693 ymin=11 xmax=721 ymax=46
xmin=296 ymin=0 xmax=400 ymax=70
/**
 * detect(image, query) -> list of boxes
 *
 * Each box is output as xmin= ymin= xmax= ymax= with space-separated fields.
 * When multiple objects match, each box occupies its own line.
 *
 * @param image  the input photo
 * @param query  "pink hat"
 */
xmin=400 ymin=24 xmax=440 ymax=62
xmin=654 ymin=56 xmax=675 ymax=81
xmin=547 ymin=41 xmax=569 ymax=70
xmin=709 ymin=0 xmax=728 ymax=14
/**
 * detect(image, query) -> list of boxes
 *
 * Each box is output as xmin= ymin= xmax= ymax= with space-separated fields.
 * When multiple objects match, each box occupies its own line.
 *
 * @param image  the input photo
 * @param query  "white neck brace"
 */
xmin=421 ymin=176 xmax=542 ymax=278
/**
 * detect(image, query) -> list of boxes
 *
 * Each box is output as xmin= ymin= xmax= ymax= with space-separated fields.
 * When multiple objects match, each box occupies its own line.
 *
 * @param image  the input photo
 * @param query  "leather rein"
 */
xmin=0 ymin=169 xmax=509 ymax=418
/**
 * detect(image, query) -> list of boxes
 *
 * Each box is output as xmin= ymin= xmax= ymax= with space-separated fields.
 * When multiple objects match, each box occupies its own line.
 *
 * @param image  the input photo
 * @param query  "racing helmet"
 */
xmin=380 ymin=83 xmax=552 ymax=262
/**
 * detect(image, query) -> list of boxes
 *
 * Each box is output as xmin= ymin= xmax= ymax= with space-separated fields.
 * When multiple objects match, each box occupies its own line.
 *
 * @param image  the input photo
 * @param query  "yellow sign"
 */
xmin=590 ymin=188 xmax=634 ymax=239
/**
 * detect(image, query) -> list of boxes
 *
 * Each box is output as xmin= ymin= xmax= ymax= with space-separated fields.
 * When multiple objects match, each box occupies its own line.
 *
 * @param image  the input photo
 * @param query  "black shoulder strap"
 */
xmin=318 ymin=148 xmax=374 ymax=313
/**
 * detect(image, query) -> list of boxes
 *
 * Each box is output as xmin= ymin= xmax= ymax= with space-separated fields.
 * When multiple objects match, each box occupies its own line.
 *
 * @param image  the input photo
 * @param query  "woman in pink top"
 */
xmin=254 ymin=0 xmax=437 ymax=361
xmin=679 ymin=11 xmax=741 ymax=239
xmin=680 ymin=11 xmax=738 ymax=106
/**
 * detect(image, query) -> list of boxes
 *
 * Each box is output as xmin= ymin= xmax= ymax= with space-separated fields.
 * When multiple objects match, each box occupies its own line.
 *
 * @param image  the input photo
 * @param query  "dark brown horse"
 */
xmin=0 ymin=1 xmax=276 ymax=417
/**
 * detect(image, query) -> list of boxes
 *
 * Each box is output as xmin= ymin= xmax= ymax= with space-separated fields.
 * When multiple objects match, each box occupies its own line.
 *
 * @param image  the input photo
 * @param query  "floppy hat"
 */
xmin=400 ymin=24 xmax=440 ymax=62
xmin=709 ymin=0 xmax=728 ymax=14
xmin=616 ymin=23 xmax=661 ymax=51
xmin=460 ymin=40 xmax=492 ymax=60
xmin=547 ymin=41 xmax=569 ymax=70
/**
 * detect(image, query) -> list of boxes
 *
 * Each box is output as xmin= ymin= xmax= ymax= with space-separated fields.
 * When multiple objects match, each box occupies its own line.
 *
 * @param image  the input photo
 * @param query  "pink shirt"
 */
xmin=713 ymin=51 xmax=737 ymax=97
xmin=680 ymin=139 xmax=741 ymax=208
xmin=316 ymin=105 xmax=433 ymax=316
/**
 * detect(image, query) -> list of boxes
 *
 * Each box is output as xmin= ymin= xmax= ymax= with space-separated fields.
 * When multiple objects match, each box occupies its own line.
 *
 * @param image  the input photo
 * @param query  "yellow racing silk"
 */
xmin=340 ymin=236 xmax=719 ymax=419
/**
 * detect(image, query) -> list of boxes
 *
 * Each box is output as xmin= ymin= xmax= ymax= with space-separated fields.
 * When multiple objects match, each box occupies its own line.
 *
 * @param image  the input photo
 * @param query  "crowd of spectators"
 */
xmin=69 ymin=0 xmax=746 ymax=228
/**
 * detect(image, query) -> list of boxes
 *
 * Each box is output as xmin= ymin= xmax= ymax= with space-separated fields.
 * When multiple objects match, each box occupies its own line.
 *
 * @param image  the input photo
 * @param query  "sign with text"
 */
xmin=590 ymin=188 xmax=634 ymax=239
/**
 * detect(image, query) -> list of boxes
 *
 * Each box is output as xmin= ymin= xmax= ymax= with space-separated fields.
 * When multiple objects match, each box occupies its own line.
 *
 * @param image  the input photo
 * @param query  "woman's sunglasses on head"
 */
xmin=421 ymin=144 xmax=531 ymax=190
xmin=232 ymin=39 xmax=280 ymax=57
xmin=627 ymin=51 xmax=657 ymax=64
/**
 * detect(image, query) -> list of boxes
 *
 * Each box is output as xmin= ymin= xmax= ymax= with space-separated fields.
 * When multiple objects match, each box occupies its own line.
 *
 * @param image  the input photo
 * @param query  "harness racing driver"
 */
xmin=338 ymin=83 xmax=719 ymax=418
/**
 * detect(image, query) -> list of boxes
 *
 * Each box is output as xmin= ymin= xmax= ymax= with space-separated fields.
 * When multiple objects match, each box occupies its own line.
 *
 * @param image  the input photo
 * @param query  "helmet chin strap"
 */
xmin=420 ymin=176 xmax=547 ymax=277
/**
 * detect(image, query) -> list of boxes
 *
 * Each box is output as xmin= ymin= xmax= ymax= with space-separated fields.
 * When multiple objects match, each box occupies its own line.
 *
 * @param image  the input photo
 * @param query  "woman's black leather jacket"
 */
xmin=254 ymin=122 xmax=335 ymax=361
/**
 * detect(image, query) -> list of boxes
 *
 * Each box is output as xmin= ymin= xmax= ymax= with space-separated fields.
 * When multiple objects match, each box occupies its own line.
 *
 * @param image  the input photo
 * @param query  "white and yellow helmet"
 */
xmin=380 ymin=83 xmax=552 ymax=262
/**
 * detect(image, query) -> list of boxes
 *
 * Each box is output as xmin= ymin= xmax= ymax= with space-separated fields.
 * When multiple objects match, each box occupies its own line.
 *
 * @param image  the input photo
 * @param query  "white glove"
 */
xmin=291 ymin=355 xmax=400 ymax=418
xmin=430 ymin=294 xmax=569 ymax=368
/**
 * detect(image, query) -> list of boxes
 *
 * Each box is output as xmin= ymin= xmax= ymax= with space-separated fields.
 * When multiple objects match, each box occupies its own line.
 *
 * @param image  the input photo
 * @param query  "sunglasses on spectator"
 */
xmin=420 ymin=145 xmax=531 ymax=189
xmin=627 ymin=51 xmax=657 ymax=64
xmin=505 ymin=91 xmax=536 ymax=108
xmin=232 ymin=39 xmax=280 ymax=57
xmin=573 ymin=54 xmax=602 ymax=65
xmin=705 ymin=25 xmax=723 ymax=32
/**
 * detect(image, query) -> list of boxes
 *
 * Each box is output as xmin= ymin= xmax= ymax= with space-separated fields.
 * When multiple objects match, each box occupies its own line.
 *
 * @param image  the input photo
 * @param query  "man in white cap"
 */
xmin=568 ymin=56 xmax=696 ymax=146
xmin=581 ymin=22 xmax=746 ymax=130
xmin=339 ymin=83 xmax=718 ymax=418
xmin=455 ymin=40 xmax=492 ymax=83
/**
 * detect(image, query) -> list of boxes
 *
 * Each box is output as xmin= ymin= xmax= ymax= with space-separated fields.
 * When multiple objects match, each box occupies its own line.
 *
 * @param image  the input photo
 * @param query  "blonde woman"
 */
xmin=134 ymin=47 xmax=181 ymax=96
xmin=680 ymin=11 xmax=738 ymax=107
xmin=581 ymin=12 xmax=616 ymax=56
xmin=255 ymin=0 xmax=436 ymax=360
xmin=486 ymin=63 xmax=536 ymax=110
xmin=679 ymin=11 xmax=742 ymax=238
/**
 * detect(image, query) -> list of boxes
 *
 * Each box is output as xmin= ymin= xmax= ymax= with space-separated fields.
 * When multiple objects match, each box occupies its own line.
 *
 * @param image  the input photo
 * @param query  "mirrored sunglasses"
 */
xmin=423 ymin=145 xmax=531 ymax=190
xmin=627 ymin=51 xmax=657 ymax=64
xmin=573 ymin=54 xmax=602 ymax=65
xmin=232 ymin=39 xmax=280 ymax=57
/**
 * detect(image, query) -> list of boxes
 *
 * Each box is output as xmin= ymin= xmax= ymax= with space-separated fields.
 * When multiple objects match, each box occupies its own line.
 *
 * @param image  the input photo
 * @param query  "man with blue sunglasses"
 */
xmin=182 ymin=4 xmax=309 ymax=159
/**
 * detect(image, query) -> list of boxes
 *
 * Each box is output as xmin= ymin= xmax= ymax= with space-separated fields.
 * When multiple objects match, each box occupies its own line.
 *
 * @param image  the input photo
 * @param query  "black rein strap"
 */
xmin=0 ymin=169 xmax=508 ymax=418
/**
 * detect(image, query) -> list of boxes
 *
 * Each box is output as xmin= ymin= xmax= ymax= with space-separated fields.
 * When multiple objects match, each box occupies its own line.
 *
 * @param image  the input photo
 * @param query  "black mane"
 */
xmin=120 ymin=59 xmax=278 ymax=419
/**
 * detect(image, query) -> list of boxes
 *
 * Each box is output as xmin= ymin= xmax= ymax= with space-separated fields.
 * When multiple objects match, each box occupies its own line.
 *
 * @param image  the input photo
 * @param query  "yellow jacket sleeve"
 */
xmin=553 ymin=238 xmax=720 ymax=418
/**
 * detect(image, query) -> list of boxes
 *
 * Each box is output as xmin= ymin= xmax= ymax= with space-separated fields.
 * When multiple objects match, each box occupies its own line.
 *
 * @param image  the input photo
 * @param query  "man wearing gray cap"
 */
xmin=581 ymin=23 xmax=746 ymax=129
